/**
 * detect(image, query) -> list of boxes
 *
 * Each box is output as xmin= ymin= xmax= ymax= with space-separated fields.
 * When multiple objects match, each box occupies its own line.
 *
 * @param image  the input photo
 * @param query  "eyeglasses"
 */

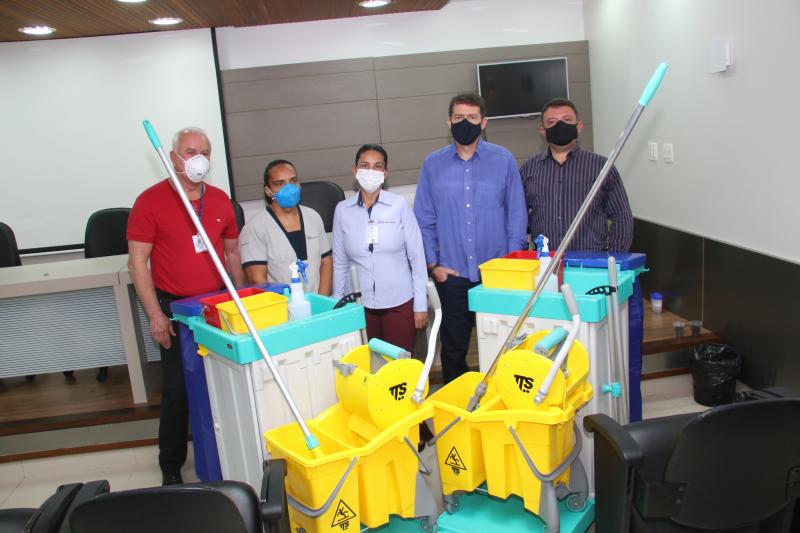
xmin=451 ymin=114 xmax=482 ymax=123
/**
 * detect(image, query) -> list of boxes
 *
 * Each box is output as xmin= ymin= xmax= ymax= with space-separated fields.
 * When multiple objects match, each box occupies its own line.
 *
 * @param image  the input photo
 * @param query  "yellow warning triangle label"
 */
xmin=445 ymin=446 xmax=467 ymax=470
xmin=331 ymin=499 xmax=357 ymax=527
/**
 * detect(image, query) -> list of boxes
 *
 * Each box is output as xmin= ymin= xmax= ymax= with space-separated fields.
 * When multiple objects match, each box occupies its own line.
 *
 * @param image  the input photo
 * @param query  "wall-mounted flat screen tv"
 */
xmin=477 ymin=57 xmax=569 ymax=119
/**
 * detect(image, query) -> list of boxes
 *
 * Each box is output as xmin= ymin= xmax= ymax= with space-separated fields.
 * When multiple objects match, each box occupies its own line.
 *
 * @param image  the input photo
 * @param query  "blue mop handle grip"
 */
xmin=638 ymin=62 xmax=669 ymax=107
xmin=143 ymin=120 xmax=162 ymax=149
xmin=534 ymin=328 xmax=568 ymax=356
xmin=368 ymin=338 xmax=409 ymax=360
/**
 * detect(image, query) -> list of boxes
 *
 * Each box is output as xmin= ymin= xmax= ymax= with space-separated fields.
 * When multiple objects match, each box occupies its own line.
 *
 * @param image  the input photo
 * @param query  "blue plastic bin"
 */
xmin=563 ymin=251 xmax=646 ymax=422
xmin=171 ymin=282 xmax=288 ymax=481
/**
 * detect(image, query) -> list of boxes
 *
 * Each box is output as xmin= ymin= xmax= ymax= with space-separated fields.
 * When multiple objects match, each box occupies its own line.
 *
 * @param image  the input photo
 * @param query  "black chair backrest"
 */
xmin=84 ymin=208 xmax=131 ymax=259
xmin=0 ymin=221 xmax=22 ymax=267
xmin=231 ymin=199 xmax=245 ymax=234
xmin=69 ymin=482 xmax=261 ymax=533
xmin=300 ymin=181 xmax=345 ymax=233
xmin=663 ymin=398 xmax=800 ymax=530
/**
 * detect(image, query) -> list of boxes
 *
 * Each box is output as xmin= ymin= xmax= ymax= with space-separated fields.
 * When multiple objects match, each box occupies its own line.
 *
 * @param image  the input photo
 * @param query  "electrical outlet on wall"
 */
xmin=648 ymin=142 xmax=658 ymax=161
xmin=662 ymin=143 xmax=674 ymax=163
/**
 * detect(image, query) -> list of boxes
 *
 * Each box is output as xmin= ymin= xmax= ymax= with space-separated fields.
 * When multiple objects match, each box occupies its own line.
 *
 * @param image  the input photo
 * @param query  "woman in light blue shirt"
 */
xmin=332 ymin=144 xmax=428 ymax=353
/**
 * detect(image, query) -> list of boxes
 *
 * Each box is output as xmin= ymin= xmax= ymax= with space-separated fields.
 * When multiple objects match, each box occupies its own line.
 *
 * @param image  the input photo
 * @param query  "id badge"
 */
xmin=366 ymin=220 xmax=379 ymax=245
xmin=192 ymin=234 xmax=208 ymax=253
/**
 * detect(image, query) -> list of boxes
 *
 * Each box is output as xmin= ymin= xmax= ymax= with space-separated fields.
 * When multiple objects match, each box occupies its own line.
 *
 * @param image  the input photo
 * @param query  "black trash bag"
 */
xmin=688 ymin=343 xmax=742 ymax=407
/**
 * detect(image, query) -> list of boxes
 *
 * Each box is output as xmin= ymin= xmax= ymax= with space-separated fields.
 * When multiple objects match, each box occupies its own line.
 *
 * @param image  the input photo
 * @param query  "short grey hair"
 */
xmin=172 ymin=127 xmax=211 ymax=152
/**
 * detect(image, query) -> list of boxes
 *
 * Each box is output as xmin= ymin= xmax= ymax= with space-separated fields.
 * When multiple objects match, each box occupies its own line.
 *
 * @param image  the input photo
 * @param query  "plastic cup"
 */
xmin=650 ymin=292 xmax=663 ymax=313
xmin=690 ymin=320 xmax=703 ymax=336
xmin=673 ymin=321 xmax=686 ymax=338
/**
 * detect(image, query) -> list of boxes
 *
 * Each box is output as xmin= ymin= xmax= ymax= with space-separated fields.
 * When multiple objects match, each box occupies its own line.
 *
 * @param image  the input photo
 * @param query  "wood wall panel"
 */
xmin=222 ymin=41 xmax=592 ymax=201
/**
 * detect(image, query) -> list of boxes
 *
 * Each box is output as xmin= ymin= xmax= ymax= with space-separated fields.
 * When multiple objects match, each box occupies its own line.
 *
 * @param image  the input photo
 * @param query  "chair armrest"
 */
xmin=584 ymin=414 xmax=645 ymax=467
xmin=260 ymin=460 xmax=289 ymax=533
xmin=583 ymin=414 xmax=644 ymax=533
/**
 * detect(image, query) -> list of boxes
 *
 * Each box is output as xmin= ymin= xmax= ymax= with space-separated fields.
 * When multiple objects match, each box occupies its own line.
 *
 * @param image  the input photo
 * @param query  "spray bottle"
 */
xmin=533 ymin=234 xmax=559 ymax=292
xmin=288 ymin=259 xmax=311 ymax=321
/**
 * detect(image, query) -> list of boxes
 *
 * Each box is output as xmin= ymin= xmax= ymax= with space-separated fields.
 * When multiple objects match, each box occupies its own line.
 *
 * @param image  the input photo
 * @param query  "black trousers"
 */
xmin=435 ymin=276 xmax=480 ymax=384
xmin=155 ymin=290 xmax=189 ymax=477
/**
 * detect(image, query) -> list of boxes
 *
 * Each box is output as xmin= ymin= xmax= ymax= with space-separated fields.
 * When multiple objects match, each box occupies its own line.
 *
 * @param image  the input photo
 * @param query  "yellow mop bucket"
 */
xmin=428 ymin=371 xmax=497 ymax=496
xmin=428 ymin=332 xmax=593 ymax=517
xmin=265 ymin=340 xmax=434 ymax=531
xmin=265 ymin=423 xmax=361 ymax=533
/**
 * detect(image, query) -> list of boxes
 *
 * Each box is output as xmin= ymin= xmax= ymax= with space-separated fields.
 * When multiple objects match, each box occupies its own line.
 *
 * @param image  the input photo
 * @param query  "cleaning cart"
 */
xmin=187 ymin=292 xmax=366 ymax=489
xmin=265 ymin=282 xmax=444 ymax=532
xmin=428 ymin=284 xmax=593 ymax=533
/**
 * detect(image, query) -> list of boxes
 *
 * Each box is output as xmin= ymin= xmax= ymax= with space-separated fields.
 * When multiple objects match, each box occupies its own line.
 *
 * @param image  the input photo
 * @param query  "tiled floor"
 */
xmin=0 ymin=373 xmax=713 ymax=512
xmin=0 ymin=445 xmax=198 ymax=510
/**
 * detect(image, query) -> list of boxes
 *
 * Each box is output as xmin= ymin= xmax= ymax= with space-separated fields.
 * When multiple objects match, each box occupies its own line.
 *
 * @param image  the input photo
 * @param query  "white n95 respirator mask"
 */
xmin=180 ymin=154 xmax=211 ymax=183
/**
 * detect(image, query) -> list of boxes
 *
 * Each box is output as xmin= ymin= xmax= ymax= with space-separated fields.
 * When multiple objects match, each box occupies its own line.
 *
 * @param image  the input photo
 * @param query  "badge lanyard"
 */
xmin=191 ymin=185 xmax=208 ymax=253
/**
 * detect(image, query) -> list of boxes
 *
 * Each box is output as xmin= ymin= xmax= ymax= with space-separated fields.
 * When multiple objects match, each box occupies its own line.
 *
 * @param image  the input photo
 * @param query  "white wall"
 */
xmin=216 ymin=0 xmax=584 ymax=70
xmin=584 ymin=0 xmax=800 ymax=264
xmin=0 ymin=29 xmax=228 ymax=250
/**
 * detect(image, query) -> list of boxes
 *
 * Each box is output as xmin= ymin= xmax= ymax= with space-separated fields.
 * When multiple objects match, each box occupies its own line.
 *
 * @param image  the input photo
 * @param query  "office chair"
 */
xmin=231 ymin=199 xmax=246 ymax=234
xmin=0 ymin=221 xmax=22 ymax=268
xmin=84 ymin=208 xmax=130 ymax=259
xmin=69 ymin=460 xmax=289 ymax=533
xmin=299 ymin=181 xmax=345 ymax=233
xmin=0 ymin=480 xmax=109 ymax=533
xmin=82 ymin=208 xmax=131 ymax=382
xmin=584 ymin=398 xmax=800 ymax=532
xmin=0 ymin=461 xmax=288 ymax=533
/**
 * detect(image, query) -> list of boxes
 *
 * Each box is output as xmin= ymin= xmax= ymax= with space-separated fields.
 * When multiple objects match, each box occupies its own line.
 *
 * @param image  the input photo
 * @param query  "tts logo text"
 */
xmin=389 ymin=382 xmax=407 ymax=400
xmin=514 ymin=374 xmax=534 ymax=393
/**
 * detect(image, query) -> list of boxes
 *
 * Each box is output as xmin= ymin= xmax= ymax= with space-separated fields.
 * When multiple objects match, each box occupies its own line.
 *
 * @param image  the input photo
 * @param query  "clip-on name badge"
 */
xmin=193 ymin=234 xmax=208 ymax=253
xmin=366 ymin=220 xmax=379 ymax=245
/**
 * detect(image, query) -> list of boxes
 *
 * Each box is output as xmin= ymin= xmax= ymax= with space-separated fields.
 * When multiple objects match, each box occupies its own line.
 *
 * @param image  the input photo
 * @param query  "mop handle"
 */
xmin=466 ymin=62 xmax=668 ymax=413
xmin=142 ymin=121 xmax=320 ymax=451
xmin=412 ymin=281 xmax=443 ymax=404
xmin=608 ymin=256 xmax=630 ymax=422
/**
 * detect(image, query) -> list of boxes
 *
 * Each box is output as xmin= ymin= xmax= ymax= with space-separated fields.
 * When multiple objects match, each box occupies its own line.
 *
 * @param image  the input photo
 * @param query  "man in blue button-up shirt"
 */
xmin=414 ymin=93 xmax=528 ymax=383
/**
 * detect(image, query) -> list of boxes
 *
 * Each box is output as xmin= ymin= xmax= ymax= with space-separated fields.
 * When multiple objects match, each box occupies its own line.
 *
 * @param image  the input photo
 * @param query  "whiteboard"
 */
xmin=0 ymin=29 xmax=230 ymax=250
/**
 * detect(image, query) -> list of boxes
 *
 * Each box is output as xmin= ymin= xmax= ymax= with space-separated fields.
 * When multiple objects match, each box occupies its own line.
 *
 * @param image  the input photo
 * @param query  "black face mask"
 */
xmin=451 ymin=119 xmax=482 ymax=146
xmin=545 ymin=120 xmax=579 ymax=147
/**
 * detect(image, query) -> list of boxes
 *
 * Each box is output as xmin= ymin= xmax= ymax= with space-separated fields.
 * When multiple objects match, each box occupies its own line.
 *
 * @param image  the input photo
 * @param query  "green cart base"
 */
xmin=370 ymin=488 xmax=595 ymax=532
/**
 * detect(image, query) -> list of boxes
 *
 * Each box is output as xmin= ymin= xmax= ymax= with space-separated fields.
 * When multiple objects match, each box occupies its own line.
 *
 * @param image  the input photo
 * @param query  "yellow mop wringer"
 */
xmin=265 ymin=282 xmax=443 ymax=533
xmin=427 ymin=284 xmax=593 ymax=531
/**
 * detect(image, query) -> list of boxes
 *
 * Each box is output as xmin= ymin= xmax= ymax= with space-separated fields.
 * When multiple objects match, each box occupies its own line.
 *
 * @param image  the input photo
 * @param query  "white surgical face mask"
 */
xmin=180 ymin=154 xmax=211 ymax=183
xmin=355 ymin=168 xmax=385 ymax=194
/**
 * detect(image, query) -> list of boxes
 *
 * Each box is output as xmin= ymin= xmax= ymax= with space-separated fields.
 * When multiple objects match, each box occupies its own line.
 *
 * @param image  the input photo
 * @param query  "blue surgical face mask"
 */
xmin=272 ymin=183 xmax=301 ymax=208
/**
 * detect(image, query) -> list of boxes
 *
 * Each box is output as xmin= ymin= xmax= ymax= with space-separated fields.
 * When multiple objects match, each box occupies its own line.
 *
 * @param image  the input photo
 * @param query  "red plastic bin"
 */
xmin=504 ymin=250 xmax=538 ymax=260
xmin=504 ymin=250 xmax=554 ymax=259
xmin=200 ymin=288 xmax=266 ymax=329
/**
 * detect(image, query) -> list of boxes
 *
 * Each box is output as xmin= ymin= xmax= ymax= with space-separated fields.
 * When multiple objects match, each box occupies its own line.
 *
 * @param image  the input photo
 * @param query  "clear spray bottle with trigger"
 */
xmin=533 ymin=234 xmax=559 ymax=292
xmin=288 ymin=259 xmax=312 ymax=321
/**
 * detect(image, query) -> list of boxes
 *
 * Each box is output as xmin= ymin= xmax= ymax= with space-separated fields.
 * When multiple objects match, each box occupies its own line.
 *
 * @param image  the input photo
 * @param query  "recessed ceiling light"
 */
xmin=149 ymin=17 xmax=183 ymax=26
xmin=116 ymin=0 xmax=147 ymax=3
xmin=18 ymin=26 xmax=55 ymax=36
xmin=359 ymin=0 xmax=392 ymax=7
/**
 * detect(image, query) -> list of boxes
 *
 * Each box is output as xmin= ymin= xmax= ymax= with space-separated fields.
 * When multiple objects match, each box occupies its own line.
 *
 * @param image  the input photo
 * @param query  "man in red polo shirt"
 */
xmin=127 ymin=126 xmax=246 ymax=486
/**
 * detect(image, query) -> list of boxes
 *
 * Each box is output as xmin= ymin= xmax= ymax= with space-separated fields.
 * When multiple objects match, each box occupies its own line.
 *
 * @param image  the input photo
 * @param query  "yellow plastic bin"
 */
xmin=479 ymin=258 xmax=540 ymax=291
xmin=428 ymin=371 xmax=496 ymax=496
xmin=309 ymin=403 xmax=433 ymax=528
xmin=215 ymin=291 xmax=287 ymax=333
xmin=265 ymin=423 xmax=361 ymax=533
xmin=428 ymin=336 xmax=593 ymax=518
xmin=265 ymin=343 xmax=434 ymax=531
